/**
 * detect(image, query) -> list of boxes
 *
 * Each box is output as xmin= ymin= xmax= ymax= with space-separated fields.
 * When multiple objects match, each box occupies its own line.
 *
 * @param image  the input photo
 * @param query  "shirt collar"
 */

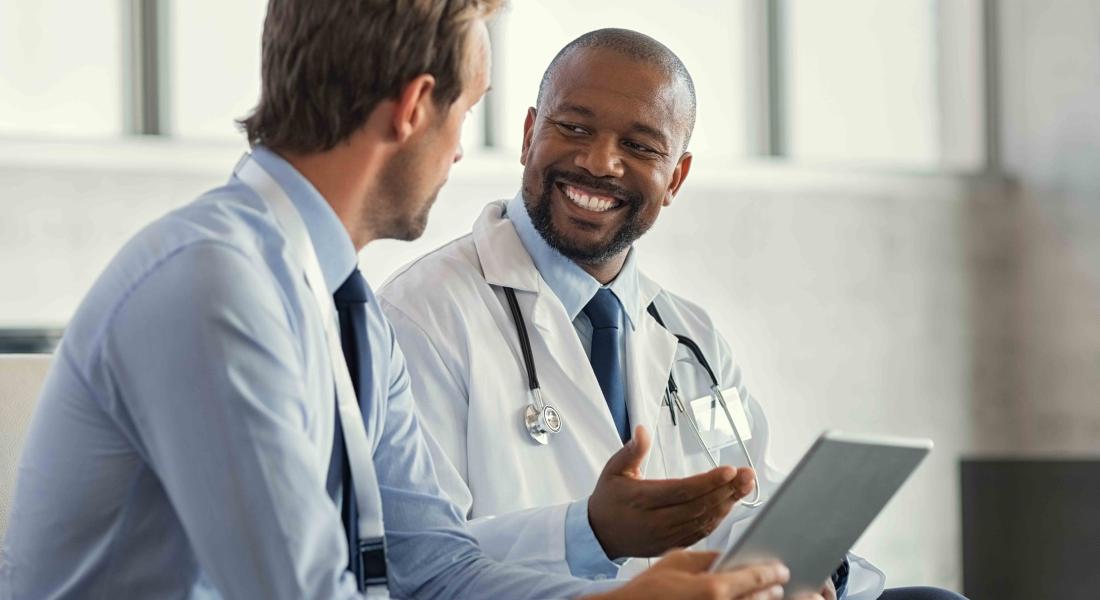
xmin=505 ymin=191 xmax=642 ymax=329
xmin=250 ymin=145 xmax=358 ymax=294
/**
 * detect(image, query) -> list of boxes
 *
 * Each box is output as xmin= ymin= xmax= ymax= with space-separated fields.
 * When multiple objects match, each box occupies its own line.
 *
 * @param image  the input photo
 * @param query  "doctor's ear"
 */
xmin=664 ymin=151 xmax=692 ymax=206
xmin=520 ymin=107 xmax=537 ymax=166
xmin=392 ymin=74 xmax=437 ymax=143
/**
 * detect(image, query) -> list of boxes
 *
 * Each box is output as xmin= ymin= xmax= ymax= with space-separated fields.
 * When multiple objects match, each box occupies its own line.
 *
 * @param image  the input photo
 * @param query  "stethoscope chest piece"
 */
xmin=503 ymin=286 xmax=564 ymax=446
xmin=525 ymin=401 xmax=562 ymax=446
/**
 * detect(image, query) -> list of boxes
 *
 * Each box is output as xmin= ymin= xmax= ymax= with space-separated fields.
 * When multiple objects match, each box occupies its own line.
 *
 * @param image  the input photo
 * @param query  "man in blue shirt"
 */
xmin=0 ymin=2 xmax=798 ymax=599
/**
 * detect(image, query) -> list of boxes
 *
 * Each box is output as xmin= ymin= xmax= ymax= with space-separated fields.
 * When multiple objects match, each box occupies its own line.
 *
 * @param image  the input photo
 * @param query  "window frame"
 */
xmin=0 ymin=0 xmax=995 ymax=175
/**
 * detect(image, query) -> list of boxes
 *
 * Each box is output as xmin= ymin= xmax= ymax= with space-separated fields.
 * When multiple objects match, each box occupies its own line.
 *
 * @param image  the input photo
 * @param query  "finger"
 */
xmin=670 ymin=498 xmax=741 ymax=548
xmin=738 ymin=585 xmax=784 ymax=600
xmin=634 ymin=466 xmax=739 ymax=508
xmin=598 ymin=426 xmax=652 ymax=479
xmin=651 ymin=549 xmax=718 ymax=574
xmin=714 ymin=563 xmax=789 ymax=597
xmin=649 ymin=471 xmax=756 ymax=549
xmin=733 ymin=467 xmax=756 ymax=496
xmin=655 ymin=479 xmax=742 ymax=533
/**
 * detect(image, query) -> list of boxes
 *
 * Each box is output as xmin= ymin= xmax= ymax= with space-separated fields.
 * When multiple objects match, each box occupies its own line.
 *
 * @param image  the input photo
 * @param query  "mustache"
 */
xmin=545 ymin=168 xmax=642 ymax=205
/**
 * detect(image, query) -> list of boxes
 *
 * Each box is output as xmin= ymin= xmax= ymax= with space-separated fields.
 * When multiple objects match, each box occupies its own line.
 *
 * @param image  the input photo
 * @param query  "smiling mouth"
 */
xmin=557 ymin=182 xmax=623 ymax=213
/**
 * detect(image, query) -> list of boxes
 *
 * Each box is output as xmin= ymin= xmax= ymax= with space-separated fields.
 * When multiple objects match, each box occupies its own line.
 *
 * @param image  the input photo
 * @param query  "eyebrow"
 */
xmin=552 ymin=103 xmax=671 ymax=150
xmin=554 ymin=103 xmax=596 ymax=118
xmin=627 ymin=122 xmax=670 ymax=149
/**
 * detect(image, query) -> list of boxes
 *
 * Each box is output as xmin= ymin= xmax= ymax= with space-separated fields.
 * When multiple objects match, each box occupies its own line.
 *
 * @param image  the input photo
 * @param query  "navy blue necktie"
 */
xmin=584 ymin=288 xmax=630 ymax=443
xmin=328 ymin=269 xmax=386 ymax=591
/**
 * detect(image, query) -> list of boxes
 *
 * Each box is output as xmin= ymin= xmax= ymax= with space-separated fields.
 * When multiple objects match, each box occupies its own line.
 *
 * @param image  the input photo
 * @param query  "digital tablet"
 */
xmin=712 ymin=430 xmax=932 ymax=596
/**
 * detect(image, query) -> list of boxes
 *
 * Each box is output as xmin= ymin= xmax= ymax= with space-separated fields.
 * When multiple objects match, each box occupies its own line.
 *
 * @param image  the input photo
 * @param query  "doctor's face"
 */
xmin=519 ymin=48 xmax=692 ymax=268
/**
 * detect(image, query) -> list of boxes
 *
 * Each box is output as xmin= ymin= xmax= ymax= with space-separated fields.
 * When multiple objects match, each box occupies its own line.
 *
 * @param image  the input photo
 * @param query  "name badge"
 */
xmin=688 ymin=387 xmax=752 ymax=450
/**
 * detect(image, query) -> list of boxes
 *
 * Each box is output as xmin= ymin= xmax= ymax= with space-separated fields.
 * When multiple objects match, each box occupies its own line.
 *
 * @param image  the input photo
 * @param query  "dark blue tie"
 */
xmin=329 ymin=269 xmax=386 ymax=591
xmin=584 ymin=288 xmax=630 ymax=443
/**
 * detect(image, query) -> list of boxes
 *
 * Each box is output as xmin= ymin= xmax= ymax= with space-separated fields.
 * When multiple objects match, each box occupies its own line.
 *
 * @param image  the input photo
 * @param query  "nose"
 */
xmin=453 ymin=142 xmax=464 ymax=164
xmin=574 ymin=136 xmax=623 ymax=178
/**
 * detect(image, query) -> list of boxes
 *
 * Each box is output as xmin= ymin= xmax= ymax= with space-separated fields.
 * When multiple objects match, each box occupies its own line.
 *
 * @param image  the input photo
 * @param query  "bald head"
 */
xmin=536 ymin=28 xmax=697 ymax=152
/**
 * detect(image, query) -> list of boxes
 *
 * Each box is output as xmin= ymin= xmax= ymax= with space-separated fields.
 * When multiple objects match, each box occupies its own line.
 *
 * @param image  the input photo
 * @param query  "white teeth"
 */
xmin=563 ymin=184 xmax=616 ymax=213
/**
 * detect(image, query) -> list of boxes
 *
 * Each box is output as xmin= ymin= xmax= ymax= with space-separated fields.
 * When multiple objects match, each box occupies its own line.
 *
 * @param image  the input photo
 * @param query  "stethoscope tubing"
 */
xmin=504 ymin=287 xmax=541 ymax=393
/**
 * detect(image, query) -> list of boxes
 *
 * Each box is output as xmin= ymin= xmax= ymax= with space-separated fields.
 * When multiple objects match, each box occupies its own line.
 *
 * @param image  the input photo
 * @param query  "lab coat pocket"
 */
xmin=653 ymin=400 xmax=692 ymax=479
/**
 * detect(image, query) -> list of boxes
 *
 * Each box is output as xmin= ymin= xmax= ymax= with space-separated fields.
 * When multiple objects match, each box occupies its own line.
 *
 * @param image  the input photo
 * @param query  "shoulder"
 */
xmin=643 ymin=271 xmax=719 ymax=334
xmin=378 ymin=232 xmax=484 ymax=319
xmin=641 ymin=270 xmax=738 ymax=369
xmin=117 ymin=181 xmax=284 ymax=277
xmin=65 ymin=183 xmax=295 ymax=360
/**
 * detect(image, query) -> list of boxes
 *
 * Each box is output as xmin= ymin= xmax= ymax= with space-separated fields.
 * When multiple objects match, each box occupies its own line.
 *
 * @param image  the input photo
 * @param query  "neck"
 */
xmin=280 ymin=144 xmax=379 ymax=251
xmin=576 ymin=251 xmax=628 ymax=285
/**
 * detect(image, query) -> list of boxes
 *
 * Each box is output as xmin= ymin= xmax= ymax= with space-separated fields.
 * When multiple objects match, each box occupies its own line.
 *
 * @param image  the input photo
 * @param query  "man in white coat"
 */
xmin=379 ymin=29 xmax=965 ymax=600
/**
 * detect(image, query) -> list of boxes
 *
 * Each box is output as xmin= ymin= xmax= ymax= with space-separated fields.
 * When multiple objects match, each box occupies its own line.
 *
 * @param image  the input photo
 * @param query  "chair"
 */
xmin=0 ymin=354 xmax=52 ymax=537
xmin=962 ymin=458 xmax=1100 ymax=599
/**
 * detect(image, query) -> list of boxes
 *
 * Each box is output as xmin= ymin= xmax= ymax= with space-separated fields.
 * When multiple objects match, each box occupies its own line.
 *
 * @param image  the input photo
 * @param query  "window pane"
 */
xmin=170 ymin=0 xmax=267 ymax=140
xmin=492 ymin=1 xmax=748 ymax=166
xmin=170 ymin=0 xmax=495 ymax=152
xmin=0 ymin=1 xmax=123 ymax=138
xmin=782 ymin=0 xmax=939 ymax=166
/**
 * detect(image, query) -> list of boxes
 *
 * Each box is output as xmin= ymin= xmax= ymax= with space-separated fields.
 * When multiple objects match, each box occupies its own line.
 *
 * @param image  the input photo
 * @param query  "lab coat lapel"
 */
xmin=473 ymin=201 xmax=540 ymax=293
xmin=526 ymin=288 xmax=625 ymax=456
xmin=473 ymin=202 xmax=625 ymax=461
xmin=625 ymin=274 xmax=677 ymax=477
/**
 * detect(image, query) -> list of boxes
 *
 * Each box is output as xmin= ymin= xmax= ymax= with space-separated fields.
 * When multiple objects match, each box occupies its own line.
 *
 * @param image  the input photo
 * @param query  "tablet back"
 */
xmin=714 ymin=431 xmax=932 ymax=597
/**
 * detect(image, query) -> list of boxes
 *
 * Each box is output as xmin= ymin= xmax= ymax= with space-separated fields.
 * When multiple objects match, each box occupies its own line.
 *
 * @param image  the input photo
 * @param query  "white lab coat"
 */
xmin=378 ymin=201 xmax=886 ymax=599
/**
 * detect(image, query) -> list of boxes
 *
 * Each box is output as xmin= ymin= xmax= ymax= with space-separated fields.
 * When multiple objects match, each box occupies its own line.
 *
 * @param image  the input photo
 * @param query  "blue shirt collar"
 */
xmin=250 ymin=146 xmax=358 ymax=295
xmin=505 ymin=191 xmax=642 ymax=329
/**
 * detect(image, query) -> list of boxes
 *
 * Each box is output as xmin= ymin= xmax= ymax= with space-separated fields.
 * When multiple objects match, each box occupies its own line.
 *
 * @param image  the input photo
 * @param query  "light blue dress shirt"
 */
xmin=504 ymin=192 xmax=642 ymax=579
xmin=0 ymin=148 xmax=609 ymax=600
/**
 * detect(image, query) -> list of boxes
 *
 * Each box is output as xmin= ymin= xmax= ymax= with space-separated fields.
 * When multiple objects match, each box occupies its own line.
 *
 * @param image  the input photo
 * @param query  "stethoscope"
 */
xmin=502 ymin=287 xmax=764 ymax=508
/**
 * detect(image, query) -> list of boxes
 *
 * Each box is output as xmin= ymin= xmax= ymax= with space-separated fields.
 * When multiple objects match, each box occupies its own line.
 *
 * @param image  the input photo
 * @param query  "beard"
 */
xmin=385 ymin=190 xmax=436 ymax=241
xmin=372 ymin=144 xmax=442 ymax=242
xmin=525 ymin=166 xmax=648 ymax=265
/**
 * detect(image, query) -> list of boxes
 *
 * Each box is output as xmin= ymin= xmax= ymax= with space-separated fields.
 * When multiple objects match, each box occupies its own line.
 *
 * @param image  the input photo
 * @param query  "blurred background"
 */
xmin=1 ymin=1 xmax=1098 ymax=596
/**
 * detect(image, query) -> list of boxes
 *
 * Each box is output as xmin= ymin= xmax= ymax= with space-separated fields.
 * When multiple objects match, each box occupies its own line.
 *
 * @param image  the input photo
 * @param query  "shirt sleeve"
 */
xmin=100 ymin=242 xmax=362 ymax=599
xmin=372 ymin=313 xmax=615 ymax=599
xmin=564 ymin=497 xmax=621 ymax=579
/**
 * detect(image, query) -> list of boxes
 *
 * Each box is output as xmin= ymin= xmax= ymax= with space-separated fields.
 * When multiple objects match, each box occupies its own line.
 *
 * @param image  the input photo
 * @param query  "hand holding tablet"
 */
xmin=587 ymin=550 xmax=825 ymax=600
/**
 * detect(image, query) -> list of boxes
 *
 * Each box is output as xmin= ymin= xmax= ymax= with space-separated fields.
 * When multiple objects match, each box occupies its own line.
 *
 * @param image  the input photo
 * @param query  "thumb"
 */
xmin=600 ymin=425 xmax=651 ymax=479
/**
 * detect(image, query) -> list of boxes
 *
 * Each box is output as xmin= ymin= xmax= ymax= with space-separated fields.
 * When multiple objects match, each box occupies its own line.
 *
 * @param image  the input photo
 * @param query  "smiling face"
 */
xmin=519 ymin=47 xmax=693 ymax=279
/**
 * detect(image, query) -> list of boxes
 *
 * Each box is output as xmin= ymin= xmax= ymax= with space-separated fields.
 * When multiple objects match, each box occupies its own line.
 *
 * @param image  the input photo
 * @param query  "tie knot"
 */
xmin=583 ymin=288 xmax=622 ymax=330
xmin=334 ymin=269 xmax=370 ymax=304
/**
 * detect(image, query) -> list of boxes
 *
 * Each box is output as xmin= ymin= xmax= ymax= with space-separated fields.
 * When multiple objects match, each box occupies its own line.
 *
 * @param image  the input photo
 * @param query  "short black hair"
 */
xmin=536 ymin=28 xmax=697 ymax=152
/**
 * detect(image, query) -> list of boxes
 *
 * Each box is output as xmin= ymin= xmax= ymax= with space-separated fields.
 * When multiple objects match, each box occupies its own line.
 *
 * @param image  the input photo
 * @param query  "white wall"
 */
xmin=0 ymin=141 xmax=1009 ymax=589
